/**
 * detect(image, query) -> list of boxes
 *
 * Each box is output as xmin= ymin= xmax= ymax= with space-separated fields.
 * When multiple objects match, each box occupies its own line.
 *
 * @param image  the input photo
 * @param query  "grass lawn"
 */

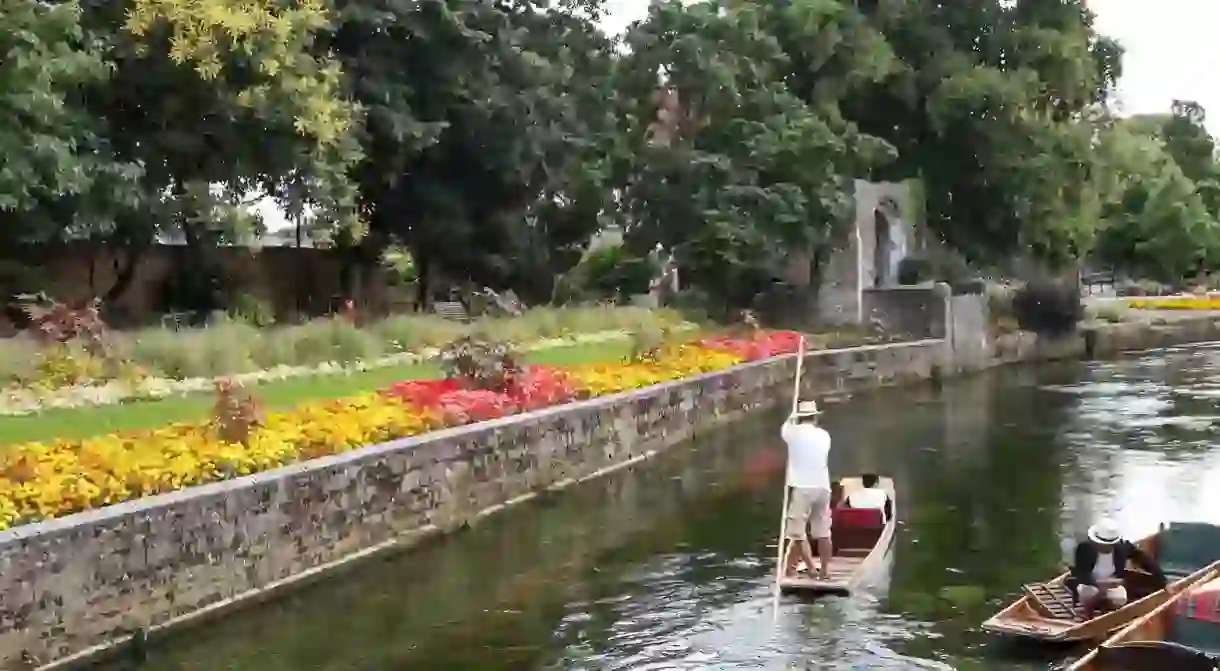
xmin=0 ymin=339 xmax=636 ymax=445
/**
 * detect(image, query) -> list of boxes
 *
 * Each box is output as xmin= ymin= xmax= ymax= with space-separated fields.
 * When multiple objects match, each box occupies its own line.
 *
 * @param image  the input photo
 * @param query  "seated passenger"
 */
xmin=845 ymin=473 xmax=892 ymax=524
xmin=1071 ymin=518 xmax=1169 ymax=618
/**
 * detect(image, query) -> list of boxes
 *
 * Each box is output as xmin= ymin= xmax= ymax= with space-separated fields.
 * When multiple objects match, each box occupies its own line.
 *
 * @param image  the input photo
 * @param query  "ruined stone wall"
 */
xmin=948 ymin=293 xmax=990 ymax=372
xmin=862 ymin=285 xmax=949 ymax=339
xmin=817 ymin=179 xmax=923 ymax=326
xmin=0 ymin=340 xmax=946 ymax=669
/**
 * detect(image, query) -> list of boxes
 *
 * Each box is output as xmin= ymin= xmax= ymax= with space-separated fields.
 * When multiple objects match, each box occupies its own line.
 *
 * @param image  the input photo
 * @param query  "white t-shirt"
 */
xmin=780 ymin=421 xmax=831 ymax=490
xmin=848 ymin=487 xmax=888 ymax=510
xmin=1093 ymin=552 xmax=1116 ymax=582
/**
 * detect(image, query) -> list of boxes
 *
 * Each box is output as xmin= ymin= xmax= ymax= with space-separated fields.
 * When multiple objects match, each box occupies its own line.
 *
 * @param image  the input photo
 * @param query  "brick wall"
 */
xmin=0 ymin=244 xmax=401 ymax=334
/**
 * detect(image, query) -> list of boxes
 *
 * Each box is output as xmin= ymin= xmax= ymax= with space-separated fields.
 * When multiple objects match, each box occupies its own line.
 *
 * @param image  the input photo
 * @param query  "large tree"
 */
xmin=842 ymin=0 xmax=1122 ymax=268
xmin=1094 ymin=114 xmax=1220 ymax=282
xmin=326 ymin=0 xmax=619 ymax=305
xmin=0 ymin=0 xmax=142 ymax=243
xmin=614 ymin=0 xmax=895 ymax=311
xmin=2 ymin=0 xmax=360 ymax=315
xmin=1128 ymin=100 xmax=1220 ymax=218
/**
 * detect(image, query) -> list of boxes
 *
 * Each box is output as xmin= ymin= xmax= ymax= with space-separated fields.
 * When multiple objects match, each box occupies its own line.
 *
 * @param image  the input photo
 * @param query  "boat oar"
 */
xmin=773 ymin=335 xmax=807 ymax=618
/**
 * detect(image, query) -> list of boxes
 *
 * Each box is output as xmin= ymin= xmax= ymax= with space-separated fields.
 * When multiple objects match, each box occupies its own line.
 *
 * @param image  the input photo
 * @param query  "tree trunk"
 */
xmin=102 ymin=245 xmax=145 ymax=306
xmin=415 ymin=250 xmax=432 ymax=312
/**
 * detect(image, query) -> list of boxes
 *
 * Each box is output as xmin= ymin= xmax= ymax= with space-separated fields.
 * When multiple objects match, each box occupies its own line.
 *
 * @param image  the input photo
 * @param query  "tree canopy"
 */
xmin=2 ymin=0 xmax=1218 ymax=313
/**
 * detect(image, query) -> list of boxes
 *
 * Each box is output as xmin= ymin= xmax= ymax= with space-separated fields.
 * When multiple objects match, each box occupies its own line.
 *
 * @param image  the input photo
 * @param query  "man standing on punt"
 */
xmin=1071 ymin=518 xmax=1170 ymax=618
xmin=780 ymin=400 xmax=833 ymax=581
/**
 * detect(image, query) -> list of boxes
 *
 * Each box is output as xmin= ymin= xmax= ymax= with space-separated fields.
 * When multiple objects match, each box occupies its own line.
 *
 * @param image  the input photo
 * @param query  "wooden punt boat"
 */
xmin=777 ymin=476 xmax=896 ymax=595
xmin=981 ymin=522 xmax=1220 ymax=644
xmin=1066 ymin=561 xmax=1220 ymax=670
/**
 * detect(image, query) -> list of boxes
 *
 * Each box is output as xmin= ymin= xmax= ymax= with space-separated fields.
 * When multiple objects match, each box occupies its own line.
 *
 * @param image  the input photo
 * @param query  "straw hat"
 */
xmin=1088 ymin=518 xmax=1122 ymax=545
xmin=792 ymin=400 xmax=821 ymax=418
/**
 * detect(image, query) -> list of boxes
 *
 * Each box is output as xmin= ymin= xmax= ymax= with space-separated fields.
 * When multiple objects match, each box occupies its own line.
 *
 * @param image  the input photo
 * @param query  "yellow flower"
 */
xmin=0 ymin=336 xmax=761 ymax=529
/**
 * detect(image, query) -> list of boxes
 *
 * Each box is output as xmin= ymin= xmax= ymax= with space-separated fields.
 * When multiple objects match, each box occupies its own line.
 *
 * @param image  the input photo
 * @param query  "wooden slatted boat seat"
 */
xmin=1022 ymin=582 xmax=1084 ymax=621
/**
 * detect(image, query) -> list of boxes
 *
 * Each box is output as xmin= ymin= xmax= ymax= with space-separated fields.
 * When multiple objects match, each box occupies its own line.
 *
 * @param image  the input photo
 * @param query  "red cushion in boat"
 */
xmin=834 ymin=506 xmax=884 ymax=528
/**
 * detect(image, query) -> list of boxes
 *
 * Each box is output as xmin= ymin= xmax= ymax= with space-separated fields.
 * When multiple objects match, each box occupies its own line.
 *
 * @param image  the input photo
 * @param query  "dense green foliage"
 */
xmin=1012 ymin=280 xmax=1083 ymax=336
xmin=1094 ymin=102 xmax=1220 ymax=282
xmin=2 ymin=0 xmax=1219 ymax=312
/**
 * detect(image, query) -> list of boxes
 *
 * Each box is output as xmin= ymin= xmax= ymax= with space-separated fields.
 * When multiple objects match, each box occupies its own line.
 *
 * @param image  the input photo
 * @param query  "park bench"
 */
xmin=160 ymin=312 xmax=192 ymax=331
xmin=432 ymin=300 xmax=469 ymax=322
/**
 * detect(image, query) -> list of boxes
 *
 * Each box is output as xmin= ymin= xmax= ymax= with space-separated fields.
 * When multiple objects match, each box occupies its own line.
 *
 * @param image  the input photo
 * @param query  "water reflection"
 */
xmin=1056 ymin=344 xmax=1220 ymax=540
xmin=108 ymin=347 xmax=1220 ymax=671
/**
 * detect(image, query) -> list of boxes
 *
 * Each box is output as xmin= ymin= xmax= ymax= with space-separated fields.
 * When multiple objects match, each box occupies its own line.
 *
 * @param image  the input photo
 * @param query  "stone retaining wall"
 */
xmin=988 ymin=316 xmax=1220 ymax=363
xmin=862 ymin=285 xmax=948 ymax=339
xmin=0 ymin=340 xmax=946 ymax=669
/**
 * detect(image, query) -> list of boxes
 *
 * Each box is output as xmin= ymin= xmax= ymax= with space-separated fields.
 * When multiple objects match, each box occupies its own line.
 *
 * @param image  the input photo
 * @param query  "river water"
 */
xmin=113 ymin=344 xmax=1220 ymax=670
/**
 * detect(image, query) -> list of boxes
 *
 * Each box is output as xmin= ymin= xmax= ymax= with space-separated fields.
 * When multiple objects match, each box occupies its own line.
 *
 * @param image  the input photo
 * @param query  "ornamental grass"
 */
xmin=0 ymin=306 xmax=688 ymax=385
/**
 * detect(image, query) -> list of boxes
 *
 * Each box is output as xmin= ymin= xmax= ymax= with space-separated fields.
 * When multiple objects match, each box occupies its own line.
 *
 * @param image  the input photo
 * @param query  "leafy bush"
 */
xmin=211 ymin=378 xmax=264 ymax=445
xmin=379 ymin=245 xmax=418 ymax=286
xmin=23 ymin=297 xmax=109 ymax=353
xmin=1011 ymin=280 xmax=1083 ymax=335
xmin=29 ymin=346 xmax=105 ymax=390
xmin=578 ymin=246 xmax=657 ymax=298
xmin=228 ymin=292 xmax=276 ymax=327
xmin=627 ymin=323 xmax=672 ymax=363
xmin=897 ymin=258 xmax=931 ymax=285
xmin=437 ymin=337 xmax=521 ymax=392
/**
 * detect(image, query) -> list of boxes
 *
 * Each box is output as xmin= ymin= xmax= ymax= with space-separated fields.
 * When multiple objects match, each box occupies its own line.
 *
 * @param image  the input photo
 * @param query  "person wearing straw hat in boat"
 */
xmin=781 ymin=400 xmax=833 ymax=581
xmin=1070 ymin=517 xmax=1169 ymax=618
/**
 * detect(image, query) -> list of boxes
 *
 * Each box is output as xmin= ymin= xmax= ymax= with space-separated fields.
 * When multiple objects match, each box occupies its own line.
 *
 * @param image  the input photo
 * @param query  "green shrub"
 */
xmin=228 ymin=292 xmax=276 ymax=327
xmin=578 ymin=246 xmax=657 ymax=298
xmin=1012 ymin=280 xmax=1083 ymax=336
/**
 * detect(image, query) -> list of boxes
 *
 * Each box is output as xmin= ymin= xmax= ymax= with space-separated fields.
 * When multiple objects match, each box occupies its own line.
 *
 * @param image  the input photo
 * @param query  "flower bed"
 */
xmin=0 ymin=328 xmax=691 ymax=416
xmin=1128 ymin=295 xmax=1220 ymax=310
xmin=0 ymin=330 xmax=803 ymax=530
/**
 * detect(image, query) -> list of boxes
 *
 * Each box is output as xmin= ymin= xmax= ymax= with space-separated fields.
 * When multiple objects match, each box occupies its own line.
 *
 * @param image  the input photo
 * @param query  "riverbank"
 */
xmin=7 ymin=304 xmax=1220 ymax=669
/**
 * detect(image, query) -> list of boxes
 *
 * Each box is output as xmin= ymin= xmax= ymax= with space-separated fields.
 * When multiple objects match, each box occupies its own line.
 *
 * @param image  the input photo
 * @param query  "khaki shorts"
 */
xmin=785 ymin=487 xmax=832 ymax=540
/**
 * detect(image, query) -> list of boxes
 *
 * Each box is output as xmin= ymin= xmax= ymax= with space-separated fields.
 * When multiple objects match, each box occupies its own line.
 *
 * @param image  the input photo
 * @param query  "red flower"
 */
xmin=383 ymin=366 xmax=578 ymax=424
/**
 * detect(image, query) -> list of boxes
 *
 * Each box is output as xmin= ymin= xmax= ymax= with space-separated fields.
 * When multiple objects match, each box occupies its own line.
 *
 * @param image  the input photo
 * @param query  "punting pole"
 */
xmin=773 ymin=334 xmax=807 ymax=616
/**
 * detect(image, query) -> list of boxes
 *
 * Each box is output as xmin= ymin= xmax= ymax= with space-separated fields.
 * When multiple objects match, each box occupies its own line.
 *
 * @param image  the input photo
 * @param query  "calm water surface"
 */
xmin=113 ymin=344 xmax=1220 ymax=670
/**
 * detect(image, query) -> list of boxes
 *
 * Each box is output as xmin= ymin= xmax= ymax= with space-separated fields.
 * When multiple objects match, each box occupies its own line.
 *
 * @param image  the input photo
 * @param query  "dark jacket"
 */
xmin=1070 ymin=539 xmax=1167 ymax=589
